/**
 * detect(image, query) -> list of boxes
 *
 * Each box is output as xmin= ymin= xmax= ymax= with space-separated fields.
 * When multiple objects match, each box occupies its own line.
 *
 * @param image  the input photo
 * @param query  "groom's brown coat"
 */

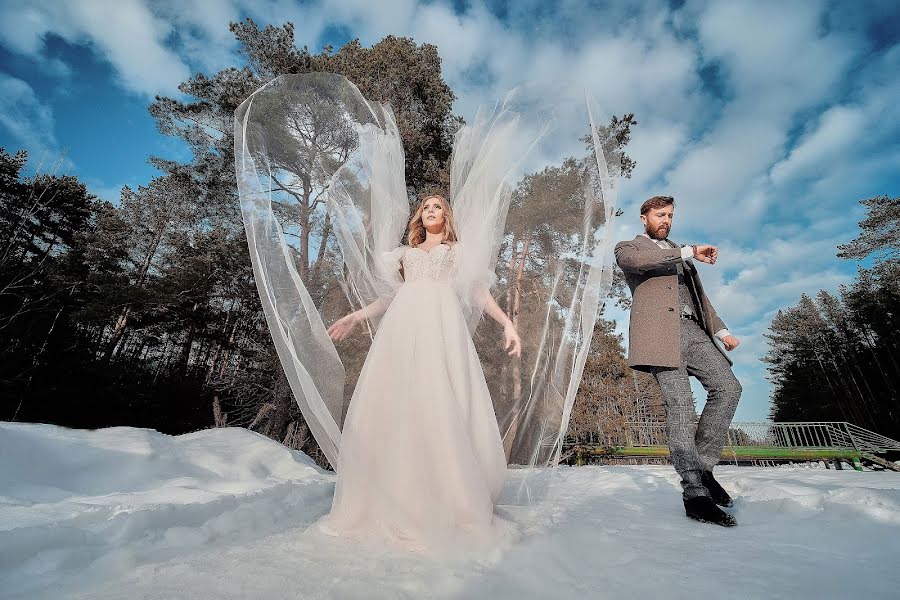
xmin=614 ymin=235 xmax=731 ymax=370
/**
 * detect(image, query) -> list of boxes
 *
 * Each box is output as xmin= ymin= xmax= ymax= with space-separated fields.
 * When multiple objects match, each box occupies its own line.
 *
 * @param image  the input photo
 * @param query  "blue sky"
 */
xmin=1 ymin=0 xmax=899 ymax=422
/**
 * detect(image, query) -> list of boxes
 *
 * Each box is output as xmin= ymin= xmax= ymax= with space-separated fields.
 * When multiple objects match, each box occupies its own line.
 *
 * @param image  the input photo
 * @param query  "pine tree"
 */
xmin=764 ymin=194 xmax=900 ymax=438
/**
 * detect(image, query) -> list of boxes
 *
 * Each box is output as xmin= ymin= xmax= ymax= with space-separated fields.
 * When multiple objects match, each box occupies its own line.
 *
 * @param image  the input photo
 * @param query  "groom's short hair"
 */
xmin=640 ymin=195 xmax=675 ymax=215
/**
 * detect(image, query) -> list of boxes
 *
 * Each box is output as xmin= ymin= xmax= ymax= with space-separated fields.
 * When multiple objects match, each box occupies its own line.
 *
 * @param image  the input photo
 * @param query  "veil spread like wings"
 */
xmin=235 ymin=74 xmax=618 ymax=470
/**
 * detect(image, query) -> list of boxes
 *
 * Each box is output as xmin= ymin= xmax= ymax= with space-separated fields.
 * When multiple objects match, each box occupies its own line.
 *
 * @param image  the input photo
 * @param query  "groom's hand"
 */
xmin=722 ymin=335 xmax=740 ymax=351
xmin=693 ymin=244 xmax=718 ymax=264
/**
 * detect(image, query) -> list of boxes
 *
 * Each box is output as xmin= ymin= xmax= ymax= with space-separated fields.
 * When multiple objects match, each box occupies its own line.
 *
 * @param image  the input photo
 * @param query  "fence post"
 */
xmin=842 ymin=422 xmax=865 ymax=471
xmin=726 ymin=429 xmax=738 ymax=465
xmin=843 ymin=422 xmax=862 ymax=453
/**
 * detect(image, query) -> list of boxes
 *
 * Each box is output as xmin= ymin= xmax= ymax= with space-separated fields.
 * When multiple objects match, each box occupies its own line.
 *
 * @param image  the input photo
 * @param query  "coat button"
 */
xmin=668 ymin=307 xmax=675 ymax=312
xmin=666 ymin=285 xmax=673 ymax=289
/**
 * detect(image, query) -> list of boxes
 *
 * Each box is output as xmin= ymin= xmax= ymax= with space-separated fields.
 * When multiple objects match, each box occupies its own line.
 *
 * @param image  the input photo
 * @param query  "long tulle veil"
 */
xmin=234 ymin=73 xmax=618 ymax=471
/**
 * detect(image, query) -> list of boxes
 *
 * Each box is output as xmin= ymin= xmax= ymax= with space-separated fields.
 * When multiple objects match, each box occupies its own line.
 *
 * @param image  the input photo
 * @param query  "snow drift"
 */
xmin=1 ymin=422 xmax=898 ymax=599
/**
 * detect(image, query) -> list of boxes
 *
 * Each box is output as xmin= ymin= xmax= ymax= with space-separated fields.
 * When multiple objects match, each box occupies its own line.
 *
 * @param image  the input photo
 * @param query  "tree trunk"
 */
xmin=104 ymin=224 xmax=166 ymax=362
xmin=154 ymin=338 xmax=172 ymax=384
xmin=179 ymin=302 xmax=200 ymax=379
xmin=310 ymin=213 xmax=331 ymax=295
xmin=207 ymin=300 xmax=235 ymax=384
xmin=502 ymin=233 xmax=531 ymax=461
xmin=500 ymin=241 xmax=518 ymax=407
xmin=299 ymin=198 xmax=311 ymax=283
xmin=218 ymin=317 xmax=242 ymax=380
xmin=510 ymin=233 xmax=531 ymax=403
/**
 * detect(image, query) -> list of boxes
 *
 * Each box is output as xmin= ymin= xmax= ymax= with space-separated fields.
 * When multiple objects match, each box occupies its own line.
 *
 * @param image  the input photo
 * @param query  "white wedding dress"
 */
xmin=317 ymin=242 xmax=509 ymax=550
xmin=235 ymin=73 xmax=619 ymax=555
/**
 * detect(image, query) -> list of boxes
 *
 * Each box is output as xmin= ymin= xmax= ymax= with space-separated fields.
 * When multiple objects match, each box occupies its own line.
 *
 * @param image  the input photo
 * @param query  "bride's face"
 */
xmin=422 ymin=197 xmax=446 ymax=231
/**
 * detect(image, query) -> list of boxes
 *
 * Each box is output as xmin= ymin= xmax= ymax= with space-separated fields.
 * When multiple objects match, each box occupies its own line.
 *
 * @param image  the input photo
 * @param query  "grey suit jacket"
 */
xmin=614 ymin=234 xmax=731 ymax=370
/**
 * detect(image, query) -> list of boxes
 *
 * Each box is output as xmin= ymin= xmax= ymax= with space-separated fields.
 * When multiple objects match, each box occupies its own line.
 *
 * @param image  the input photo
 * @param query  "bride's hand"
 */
xmin=327 ymin=311 xmax=361 ymax=342
xmin=504 ymin=321 xmax=522 ymax=357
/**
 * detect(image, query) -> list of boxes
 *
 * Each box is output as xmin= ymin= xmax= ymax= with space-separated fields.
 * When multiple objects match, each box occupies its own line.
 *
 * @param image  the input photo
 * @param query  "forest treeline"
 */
xmin=0 ymin=21 xmax=655 ymax=464
xmin=764 ymin=195 xmax=900 ymax=440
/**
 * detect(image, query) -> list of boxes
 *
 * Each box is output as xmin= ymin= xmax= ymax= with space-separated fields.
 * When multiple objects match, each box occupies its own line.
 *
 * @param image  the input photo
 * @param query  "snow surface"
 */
xmin=1 ymin=422 xmax=899 ymax=599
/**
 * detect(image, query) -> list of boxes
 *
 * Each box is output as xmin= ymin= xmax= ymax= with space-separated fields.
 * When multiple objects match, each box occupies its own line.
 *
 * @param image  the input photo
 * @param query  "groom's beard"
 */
xmin=645 ymin=223 xmax=670 ymax=240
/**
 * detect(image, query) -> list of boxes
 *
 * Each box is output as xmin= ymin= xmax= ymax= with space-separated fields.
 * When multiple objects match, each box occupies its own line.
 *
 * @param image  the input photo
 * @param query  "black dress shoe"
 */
xmin=701 ymin=470 xmax=734 ymax=508
xmin=684 ymin=496 xmax=737 ymax=527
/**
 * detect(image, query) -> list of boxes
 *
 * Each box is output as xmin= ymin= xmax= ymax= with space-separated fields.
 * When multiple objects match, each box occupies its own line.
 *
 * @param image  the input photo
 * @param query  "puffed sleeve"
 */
xmin=378 ymin=245 xmax=406 ymax=283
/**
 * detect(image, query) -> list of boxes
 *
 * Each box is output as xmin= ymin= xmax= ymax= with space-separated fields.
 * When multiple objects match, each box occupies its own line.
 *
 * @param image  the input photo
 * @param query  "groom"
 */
xmin=615 ymin=196 xmax=742 ymax=527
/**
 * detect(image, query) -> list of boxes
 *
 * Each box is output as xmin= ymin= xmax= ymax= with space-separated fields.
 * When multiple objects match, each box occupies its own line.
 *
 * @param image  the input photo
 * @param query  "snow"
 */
xmin=1 ymin=422 xmax=898 ymax=599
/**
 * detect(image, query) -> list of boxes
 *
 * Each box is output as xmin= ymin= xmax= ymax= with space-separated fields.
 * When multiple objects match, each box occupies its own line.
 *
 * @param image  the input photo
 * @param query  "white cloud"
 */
xmin=153 ymin=0 xmax=244 ymax=74
xmin=659 ymin=0 xmax=863 ymax=234
xmin=41 ymin=57 xmax=73 ymax=79
xmin=620 ymin=123 xmax=688 ymax=191
xmin=67 ymin=0 xmax=191 ymax=97
xmin=85 ymin=178 xmax=127 ymax=203
xmin=0 ymin=73 xmax=64 ymax=167
xmin=771 ymin=45 xmax=900 ymax=202
xmin=0 ymin=0 xmax=191 ymax=97
xmin=0 ymin=5 xmax=52 ymax=55
xmin=771 ymin=106 xmax=867 ymax=186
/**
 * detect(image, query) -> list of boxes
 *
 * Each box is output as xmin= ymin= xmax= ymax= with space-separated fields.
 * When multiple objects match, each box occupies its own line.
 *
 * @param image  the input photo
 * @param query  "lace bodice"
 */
xmin=399 ymin=243 xmax=458 ymax=283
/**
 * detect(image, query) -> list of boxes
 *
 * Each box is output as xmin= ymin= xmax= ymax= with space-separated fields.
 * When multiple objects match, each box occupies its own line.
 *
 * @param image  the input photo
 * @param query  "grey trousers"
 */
xmin=650 ymin=318 xmax=742 ymax=500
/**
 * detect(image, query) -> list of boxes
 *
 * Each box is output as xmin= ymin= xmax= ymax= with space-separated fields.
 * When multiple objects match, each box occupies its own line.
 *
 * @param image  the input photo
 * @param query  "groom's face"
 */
xmin=641 ymin=205 xmax=674 ymax=240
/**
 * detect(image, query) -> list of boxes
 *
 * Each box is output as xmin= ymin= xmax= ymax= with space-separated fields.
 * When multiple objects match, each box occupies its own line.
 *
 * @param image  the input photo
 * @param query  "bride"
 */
xmin=234 ymin=72 xmax=619 ymax=553
xmin=319 ymin=193 xmax=520 ymax=548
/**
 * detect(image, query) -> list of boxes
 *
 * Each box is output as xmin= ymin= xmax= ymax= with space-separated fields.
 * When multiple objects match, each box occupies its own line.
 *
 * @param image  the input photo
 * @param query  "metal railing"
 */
xmin=571 ymin=421 xmax=900 ymax=455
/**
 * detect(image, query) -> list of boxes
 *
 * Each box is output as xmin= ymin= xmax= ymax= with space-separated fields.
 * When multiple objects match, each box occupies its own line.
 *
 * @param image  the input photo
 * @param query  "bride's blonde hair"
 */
xmin=406 ymin=194 xmax=458 ymax=247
